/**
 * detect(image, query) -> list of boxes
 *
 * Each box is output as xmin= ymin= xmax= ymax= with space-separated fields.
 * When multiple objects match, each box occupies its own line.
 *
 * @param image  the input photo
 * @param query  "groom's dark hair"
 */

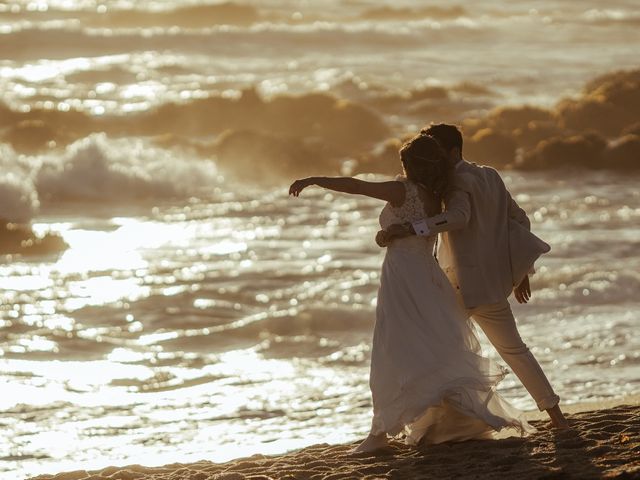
xmin=420 ymin=123 xmax=463 ymax=153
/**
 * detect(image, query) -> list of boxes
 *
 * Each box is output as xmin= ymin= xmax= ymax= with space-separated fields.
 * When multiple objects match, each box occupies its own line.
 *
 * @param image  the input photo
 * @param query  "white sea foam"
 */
xmin=0 ymin=135 xmax=221 ymax=221
xmin=0 ymin=144 xmax=39 ymax=222
xmin=36 ymin=134 xmax=220 ymax=203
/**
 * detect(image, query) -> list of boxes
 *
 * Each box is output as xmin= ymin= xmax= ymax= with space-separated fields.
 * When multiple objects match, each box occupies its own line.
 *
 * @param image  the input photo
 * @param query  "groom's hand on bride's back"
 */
xmin=375 ymin=223 xmax=414 ymax=247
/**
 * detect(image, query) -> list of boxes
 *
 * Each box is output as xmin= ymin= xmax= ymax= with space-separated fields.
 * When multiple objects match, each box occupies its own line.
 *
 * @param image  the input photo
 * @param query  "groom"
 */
xmin=377 ymin=123 xmax=569 ymax=429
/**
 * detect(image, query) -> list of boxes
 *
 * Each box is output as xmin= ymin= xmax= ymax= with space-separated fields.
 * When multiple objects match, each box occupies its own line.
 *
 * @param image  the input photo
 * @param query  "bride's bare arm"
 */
xmin=289 ymin=176 xmax=404 ymax=205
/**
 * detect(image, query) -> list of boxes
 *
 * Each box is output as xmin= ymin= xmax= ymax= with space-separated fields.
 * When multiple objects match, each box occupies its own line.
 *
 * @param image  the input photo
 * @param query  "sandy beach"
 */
xmin=28 ymin=399 xmax=639 ymax=480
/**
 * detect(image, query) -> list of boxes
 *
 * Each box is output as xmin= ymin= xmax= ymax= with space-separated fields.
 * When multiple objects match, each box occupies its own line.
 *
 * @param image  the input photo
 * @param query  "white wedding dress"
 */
xmin=370 ymin=178 xmax=534 ymax=445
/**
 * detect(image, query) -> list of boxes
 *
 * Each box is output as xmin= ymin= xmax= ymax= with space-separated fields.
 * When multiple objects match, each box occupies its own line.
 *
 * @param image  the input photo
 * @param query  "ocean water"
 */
xmin=1 ymin=1 xmax=639 ymax=479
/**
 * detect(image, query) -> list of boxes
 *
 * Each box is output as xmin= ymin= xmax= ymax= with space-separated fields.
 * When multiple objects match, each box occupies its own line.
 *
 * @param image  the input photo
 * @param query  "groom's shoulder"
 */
xmin=455 ymin=162 xmax=509 ymax=196
xmin=455 ymin=161 xmax=483 ymax=184
xmin=463 ymin=160 xmax=494 ymax=173
xmin=464 ymin=161 xmax=503 ymax=182
xmin=452 ymin=170 xmax=475 ymax=192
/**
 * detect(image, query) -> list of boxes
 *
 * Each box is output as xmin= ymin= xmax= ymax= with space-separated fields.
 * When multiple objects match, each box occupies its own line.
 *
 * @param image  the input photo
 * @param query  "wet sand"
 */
xmin=29 ymin=398 xmax=639 ymax=480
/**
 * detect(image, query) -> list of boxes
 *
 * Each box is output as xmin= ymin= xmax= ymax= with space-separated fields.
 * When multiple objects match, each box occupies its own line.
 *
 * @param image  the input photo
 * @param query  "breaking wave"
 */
xmin=458 ymin=68 xmax=640 ymax=170
xmin=0 ymin=144 xmax=39 ymax=222
xmin=0 ymin=134 xmax=220 ymax=222
xmin=1 ymin=67 xmax=639 ymax=194
xmin=0 ymin=89 xmax=391 ymax=182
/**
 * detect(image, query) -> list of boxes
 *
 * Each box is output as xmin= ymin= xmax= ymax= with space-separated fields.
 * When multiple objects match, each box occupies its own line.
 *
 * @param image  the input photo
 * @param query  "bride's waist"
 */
xmin=387 ymin=236 xmax=436 ymax=252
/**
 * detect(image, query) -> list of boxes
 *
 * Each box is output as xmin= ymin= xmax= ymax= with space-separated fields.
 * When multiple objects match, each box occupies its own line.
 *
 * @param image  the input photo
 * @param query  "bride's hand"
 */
xmin=289 ymin=178 xmax=315 ymax=197
xmin=375 ymin=229 xmax=391 ymax=247
xmin=376 ymin=224 xmax=413 ymax=247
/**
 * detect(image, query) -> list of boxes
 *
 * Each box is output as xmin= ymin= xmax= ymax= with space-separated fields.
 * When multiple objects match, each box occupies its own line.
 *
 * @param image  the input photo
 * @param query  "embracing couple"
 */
xmin=289 ymin=124 xmax=568 ymax=453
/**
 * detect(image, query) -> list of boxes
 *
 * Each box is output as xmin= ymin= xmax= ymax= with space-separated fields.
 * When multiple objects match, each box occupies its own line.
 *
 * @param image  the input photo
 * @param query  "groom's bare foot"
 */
xmin=546 ymin=405 xmax=570 ymax=430
xmin=351 ymin=433 xmax=389 ymax=454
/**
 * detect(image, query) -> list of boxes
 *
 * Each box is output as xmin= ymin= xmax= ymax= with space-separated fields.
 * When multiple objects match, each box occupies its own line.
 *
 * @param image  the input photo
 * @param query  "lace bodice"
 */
xmin=379 ymin=178 xmax=427 ymax=229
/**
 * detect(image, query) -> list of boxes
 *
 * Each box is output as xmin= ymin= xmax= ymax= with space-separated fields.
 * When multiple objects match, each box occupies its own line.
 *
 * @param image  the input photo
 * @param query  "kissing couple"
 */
xmin=289 ymin=123 xmax=569 ymax=453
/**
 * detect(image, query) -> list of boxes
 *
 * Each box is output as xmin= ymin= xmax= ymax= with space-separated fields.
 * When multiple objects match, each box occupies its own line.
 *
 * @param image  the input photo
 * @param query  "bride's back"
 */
xmin=415 ymin=182 xmax=443 ymax=218
xmin=379 ymin=179 xmax=440 ymax=231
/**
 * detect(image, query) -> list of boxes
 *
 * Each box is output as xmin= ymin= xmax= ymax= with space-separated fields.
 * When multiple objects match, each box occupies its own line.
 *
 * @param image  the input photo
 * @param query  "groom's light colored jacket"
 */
xmin=426 ymin=161 xmax=550 ymax=309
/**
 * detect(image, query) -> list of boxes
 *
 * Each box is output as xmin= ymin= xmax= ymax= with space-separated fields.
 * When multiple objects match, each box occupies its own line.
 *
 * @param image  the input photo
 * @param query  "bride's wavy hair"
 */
xmin=399 ymin=133 xmax=451 ymax=208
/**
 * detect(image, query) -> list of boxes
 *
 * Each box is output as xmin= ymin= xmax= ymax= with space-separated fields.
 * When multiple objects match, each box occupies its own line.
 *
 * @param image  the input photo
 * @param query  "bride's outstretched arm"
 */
xmin=289 ymin=176 xmax=404 ymax=205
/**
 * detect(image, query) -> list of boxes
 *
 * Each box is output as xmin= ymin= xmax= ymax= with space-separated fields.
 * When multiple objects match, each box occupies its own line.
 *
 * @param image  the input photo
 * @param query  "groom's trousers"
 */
xmin=468 ymin=300 xmax=560 ymax=411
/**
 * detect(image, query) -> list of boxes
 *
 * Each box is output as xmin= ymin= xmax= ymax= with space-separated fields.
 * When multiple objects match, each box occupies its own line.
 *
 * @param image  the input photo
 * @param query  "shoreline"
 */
xmin=28 ymin=396 xmax=640 ymax=480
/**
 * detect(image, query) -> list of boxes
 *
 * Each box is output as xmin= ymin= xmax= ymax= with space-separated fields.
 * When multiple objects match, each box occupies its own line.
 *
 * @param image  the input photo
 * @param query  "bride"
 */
xmin=289 ymin=133 xmax=533 ymax=453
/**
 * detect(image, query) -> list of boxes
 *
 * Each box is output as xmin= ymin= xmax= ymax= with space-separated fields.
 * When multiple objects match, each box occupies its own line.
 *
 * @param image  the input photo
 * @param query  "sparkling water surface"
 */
xmin=2 ymin=172 xmax=639 ymax=479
